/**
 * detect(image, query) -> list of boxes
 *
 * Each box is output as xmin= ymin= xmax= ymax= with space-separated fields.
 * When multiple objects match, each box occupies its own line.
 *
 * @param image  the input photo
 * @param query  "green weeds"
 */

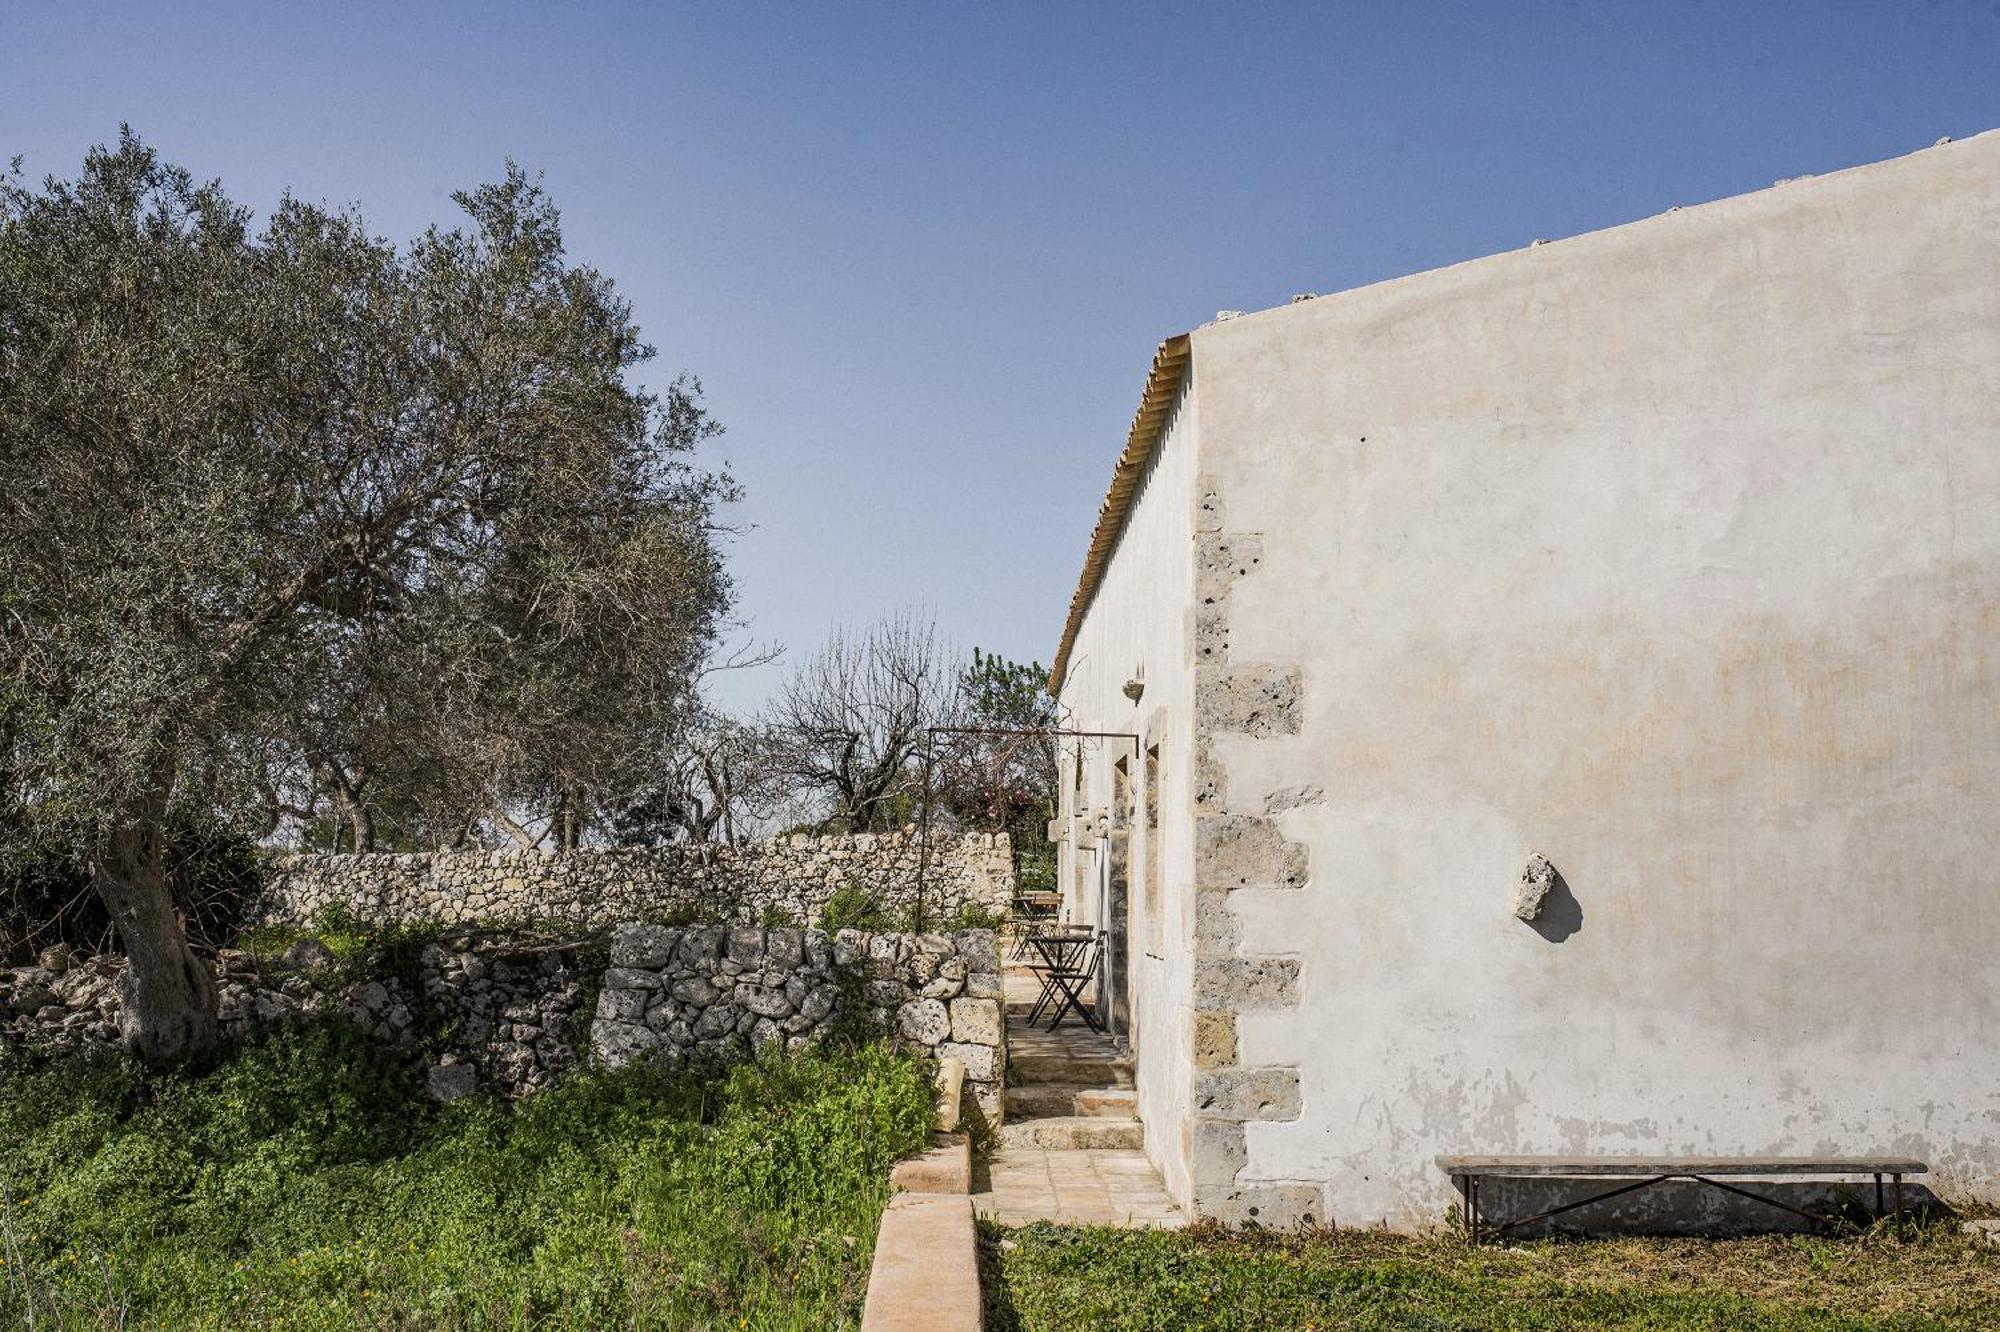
xmin=0 ymin=1027 xmax=935 ymax=1330
xmin=981 ymin=1220 xmax=2000 ymax=1331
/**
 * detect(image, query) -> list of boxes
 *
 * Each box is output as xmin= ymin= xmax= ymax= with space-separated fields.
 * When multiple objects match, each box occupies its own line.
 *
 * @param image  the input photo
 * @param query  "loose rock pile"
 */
xmin=591 ymin=925 xmax=1007 ymax=1123
xmin=254 ymin=832 xmax=1016 ymax=932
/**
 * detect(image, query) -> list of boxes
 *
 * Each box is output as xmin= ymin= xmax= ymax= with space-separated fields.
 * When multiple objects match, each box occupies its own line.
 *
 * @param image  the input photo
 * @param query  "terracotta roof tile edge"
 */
xmin=1048 ymin=331 xmax=1192 ymax=694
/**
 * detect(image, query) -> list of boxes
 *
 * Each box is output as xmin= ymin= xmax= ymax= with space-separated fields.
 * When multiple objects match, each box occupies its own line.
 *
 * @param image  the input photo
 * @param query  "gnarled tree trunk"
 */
xmin=93 ymin=816 xmax=218 ymax=1061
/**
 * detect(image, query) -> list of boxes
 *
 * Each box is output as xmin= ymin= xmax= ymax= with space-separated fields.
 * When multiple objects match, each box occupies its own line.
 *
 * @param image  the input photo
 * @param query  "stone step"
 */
xmin=1005 ymin=1085 xmax=1138 ymax=1120
xmin=1009 ymin=1054 xmax=1133 ymax=1087
xmin=1075 ymin=1088 xmax=1138 ymax=1118
xmin=996 ymin=1116 xmax=1145 ymax=1151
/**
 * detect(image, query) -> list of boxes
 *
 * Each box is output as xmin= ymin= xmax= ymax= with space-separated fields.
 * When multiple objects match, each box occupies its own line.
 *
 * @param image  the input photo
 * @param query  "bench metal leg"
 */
xmin=1688 ymin=1176 xmax=1838 ymax=1231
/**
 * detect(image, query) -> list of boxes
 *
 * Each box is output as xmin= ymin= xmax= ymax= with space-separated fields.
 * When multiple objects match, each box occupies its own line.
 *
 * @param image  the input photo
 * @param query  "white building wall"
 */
xmin=1056 ymin=372 xmax=1202 ymax=1206
xmin=1183 ymin=132 xmax=2000 ymax=1227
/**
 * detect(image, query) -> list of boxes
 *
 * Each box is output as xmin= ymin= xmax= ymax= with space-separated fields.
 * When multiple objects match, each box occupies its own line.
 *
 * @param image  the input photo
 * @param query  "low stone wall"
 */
xmin=0 ymin=935 xmax=592 ymax=1097
xmin=591 ymin=925 xmax=1006 ymax=1123
xmin=3 ymin=925 xmax=1009 ymax=1116
xmin=254 ymin=832 xmax=1014 ymax=931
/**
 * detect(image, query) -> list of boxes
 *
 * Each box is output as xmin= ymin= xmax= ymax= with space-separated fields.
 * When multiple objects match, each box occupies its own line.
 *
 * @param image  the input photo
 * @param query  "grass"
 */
xmin=0 ymin=1024 xmax=936 ymax=1330
xmin=980 ymin=1219 xmax=2000 ymax=1331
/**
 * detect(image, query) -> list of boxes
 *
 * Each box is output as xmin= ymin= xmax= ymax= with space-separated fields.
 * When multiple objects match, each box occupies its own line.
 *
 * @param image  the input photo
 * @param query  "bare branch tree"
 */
xmin=762 ymin=613 xmax=961 ymax=834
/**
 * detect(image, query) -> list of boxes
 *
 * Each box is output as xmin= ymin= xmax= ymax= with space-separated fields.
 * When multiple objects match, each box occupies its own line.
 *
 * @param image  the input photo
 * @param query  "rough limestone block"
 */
xmin=1197 ymin=814 xmax=1308 ymax=891
xmin=1193 ymin=1182 xmax=1324 ymax=1229
xmin=955 ymin=929 xmax=1000 ymax=973
xmin=1195 ymin=531 xmax=1263 ymax=603
xmin=672 ymin=924 xmax=722 ymax=965
xmin=1515 ymin=854 xmax=1558 ymax=921
xmin=1198 ymin=664 xmax=1302 ymax=737
xmin=1193 ymin=888 xmax=1243 ymax=954
xmin=962 ymin=970 xmax=1003 ymax=999
xmin=1194 ymin=956 xmax=1301 ymax=1013
xmin=1196 ymin=480 xmax=1225 ymax=533
xmin=601 ymin=967 xmax=662 ymax=991
xmin=897 ymin=998 xmax=951 ymax=1045
xmin=1193 ymin=1011 xmax=1238 ymax=1069
xmin=1264 ymin=784 xmax=1325 ymax=815
xmin=1193 ymin=745 xmax=1229 ymax=813
xmin=610 ymin=924 xmax=676 ymax=969
xmin=1194 ymin=1066 xmax=1302 ymax=1122
xmin=1192 ymin=604 xmax=1233 ymax=666
xmin=591 ymin=1020 xmax=658 ymax=1068
xmin=1190 ymin=1118 xmax=1248 ymax=1185
xmin=599 ymin=988 xmax=650 ymax=1023
xmin=936 ymin=1040 xmax=1001 ymax=1083
xmin=947 ymin=997 xmax=1002 ymax=1046
xmin=425 ymin=1061 xmax=478 ymax=1102
xmin=670 ymin=976 xmax=718 ymax=1007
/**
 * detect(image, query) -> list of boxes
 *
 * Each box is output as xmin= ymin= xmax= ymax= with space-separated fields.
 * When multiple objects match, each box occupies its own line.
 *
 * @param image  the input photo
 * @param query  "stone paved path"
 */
xmin=972 ymin=953 xmax=1184 ymax=1229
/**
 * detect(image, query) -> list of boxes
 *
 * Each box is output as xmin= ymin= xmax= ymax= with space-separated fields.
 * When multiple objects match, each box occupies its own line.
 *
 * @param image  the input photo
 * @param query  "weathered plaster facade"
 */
xmin=1053 ymin=132 xmax=2000 ymax=1228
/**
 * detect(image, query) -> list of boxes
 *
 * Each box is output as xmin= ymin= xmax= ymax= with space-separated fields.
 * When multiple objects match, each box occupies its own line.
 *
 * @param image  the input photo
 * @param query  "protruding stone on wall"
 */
xmin=1515 ymin=853 xmax=1558 ymax=922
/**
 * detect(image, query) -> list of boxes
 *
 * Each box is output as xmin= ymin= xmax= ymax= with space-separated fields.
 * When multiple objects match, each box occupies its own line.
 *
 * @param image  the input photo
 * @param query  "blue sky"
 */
xmin=6 ymin=2 xmax=1997 ymax=711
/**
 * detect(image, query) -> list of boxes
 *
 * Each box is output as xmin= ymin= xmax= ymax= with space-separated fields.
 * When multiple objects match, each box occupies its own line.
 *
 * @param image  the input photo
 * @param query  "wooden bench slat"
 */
xmin=1435 ymin=1155 xmax=1926 ymax=1177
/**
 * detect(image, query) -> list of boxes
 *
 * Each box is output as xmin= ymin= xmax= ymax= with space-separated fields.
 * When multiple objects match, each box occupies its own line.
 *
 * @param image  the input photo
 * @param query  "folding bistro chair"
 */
xmin=1042 ymin=933 xmax=1102 ymax=1032
xmin=1024 ymin=928 xmax=1092 ymax=1025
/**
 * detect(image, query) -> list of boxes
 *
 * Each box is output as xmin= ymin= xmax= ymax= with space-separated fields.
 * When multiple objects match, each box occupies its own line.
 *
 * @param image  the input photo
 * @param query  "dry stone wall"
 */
xmin=254 ymin=832 xmax=1014 ymax=931
xmin=0 ymin=934 xmax=592 ymax=1097
xmin=591 ymin=925 xmax=1007 ymax=1123
xmin=3 ymin=926 xmax=1010 ymax=1115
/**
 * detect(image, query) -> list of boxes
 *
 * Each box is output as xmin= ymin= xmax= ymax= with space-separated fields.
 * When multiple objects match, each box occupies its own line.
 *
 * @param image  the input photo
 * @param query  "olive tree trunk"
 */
xmin=93 ymin=818 xmax=219 ymax=1061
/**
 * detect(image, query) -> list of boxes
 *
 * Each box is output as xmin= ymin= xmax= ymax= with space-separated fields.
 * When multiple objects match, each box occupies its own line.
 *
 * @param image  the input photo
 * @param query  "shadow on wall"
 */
xmin=1525 ymin=866 xmax=1583 ymax=943
xmin=1464 ymin=1176 xmax=1944 ymax=1237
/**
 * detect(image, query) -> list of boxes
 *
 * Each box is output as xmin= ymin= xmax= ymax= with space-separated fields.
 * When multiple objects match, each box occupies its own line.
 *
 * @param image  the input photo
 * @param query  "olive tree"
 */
xmin=0 ymin=132 xmax=732 ymax=1058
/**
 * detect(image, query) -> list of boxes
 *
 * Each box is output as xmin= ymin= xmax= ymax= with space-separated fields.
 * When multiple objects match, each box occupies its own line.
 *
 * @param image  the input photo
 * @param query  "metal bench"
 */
xmin=1436 ymin=1154 xmax=1928 ymax=1241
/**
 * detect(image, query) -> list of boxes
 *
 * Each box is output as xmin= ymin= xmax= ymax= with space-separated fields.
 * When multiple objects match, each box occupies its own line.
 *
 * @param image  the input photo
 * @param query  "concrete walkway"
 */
xmin=972 ymin=956 xmax=1184 ymax=1228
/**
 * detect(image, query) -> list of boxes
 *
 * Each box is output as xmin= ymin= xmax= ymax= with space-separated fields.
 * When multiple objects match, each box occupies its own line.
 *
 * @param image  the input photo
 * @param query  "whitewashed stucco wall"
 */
xmin=1185 ymin=132 xmax=2000 ymax=1227
xmin=1056 ymin=371 xmax=1201 ymax=1206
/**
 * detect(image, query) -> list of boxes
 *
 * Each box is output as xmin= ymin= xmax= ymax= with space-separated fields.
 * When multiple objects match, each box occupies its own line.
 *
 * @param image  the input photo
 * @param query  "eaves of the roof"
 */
xmin=1048 ymin=332 xmax=1192 ymax=695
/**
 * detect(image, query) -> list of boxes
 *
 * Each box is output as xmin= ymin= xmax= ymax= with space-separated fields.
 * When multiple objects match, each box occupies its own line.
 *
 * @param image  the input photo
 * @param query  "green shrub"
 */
xmin=757 ymin=903 xmax=801 ymax=929
xmin=817 ymin=878 xmax=894 ymax=932
xmin=0 ymin=1026 xmax=935 ymax=1329
xmin=933 ymin=900 xmax=1008 ymax=932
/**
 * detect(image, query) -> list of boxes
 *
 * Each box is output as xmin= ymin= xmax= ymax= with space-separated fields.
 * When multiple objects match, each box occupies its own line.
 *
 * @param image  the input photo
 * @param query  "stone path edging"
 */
xmin=861 ymin=1192 xmax=981 ymax=1332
